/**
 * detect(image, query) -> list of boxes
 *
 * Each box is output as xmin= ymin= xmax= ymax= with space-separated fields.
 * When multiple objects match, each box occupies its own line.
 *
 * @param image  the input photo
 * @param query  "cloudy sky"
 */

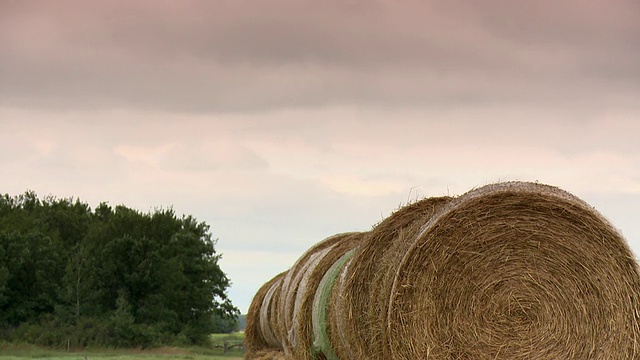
xmin=1 ymin=0 xmax=640 ymax=313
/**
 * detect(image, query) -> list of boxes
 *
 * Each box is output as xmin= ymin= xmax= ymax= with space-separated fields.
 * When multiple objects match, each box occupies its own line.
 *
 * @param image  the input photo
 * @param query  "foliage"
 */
xmin=235 ymin=314 xmax=246 ymax=331
xmin=212 ymin=313 xmax=239 ymax=334
xmin=0 ymin=191 xmax=238 ymax=348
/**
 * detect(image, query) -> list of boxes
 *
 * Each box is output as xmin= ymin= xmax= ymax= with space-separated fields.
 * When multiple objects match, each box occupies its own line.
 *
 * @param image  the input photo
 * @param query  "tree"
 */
xmin=0 ymin=191 xmax=238 ymax=347
xmin=0 ymin=231 xmax=63 ymax=325
xmin=212 ymin=312 xmax=239 ymax=333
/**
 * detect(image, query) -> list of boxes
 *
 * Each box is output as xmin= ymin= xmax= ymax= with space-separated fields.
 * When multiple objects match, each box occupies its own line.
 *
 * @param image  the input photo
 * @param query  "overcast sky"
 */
xmin=2 ymin=0 xmax=640 ymax=313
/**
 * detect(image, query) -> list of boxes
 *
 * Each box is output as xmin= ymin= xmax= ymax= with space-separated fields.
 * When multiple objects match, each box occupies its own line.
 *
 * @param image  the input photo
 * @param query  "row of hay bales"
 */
xmin=245 ymin=181 xmax=640 ymax=359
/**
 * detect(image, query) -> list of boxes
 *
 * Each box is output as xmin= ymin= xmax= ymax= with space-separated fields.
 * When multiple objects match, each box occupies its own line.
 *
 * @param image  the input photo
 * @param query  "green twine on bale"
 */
xmin=311 ymin=249 xmax=355 ymax=360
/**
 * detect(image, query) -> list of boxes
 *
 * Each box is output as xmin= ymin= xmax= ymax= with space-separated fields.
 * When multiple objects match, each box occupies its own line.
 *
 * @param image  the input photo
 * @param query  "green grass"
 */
xmin=0 ymin=334 xmax=246 ymax=360
xmin=0 ymin=356 xmax=241 ymax=360
xmin=0 ymin=350 xmax=243 ymax=360
xmin=209 ymin=332 xmax=244 ymax=344
xmin=208 ymin=332 xmax=244 ymax=358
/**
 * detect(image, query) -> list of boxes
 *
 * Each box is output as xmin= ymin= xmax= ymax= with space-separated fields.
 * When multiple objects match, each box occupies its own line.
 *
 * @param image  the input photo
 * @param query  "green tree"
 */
xmin=0 ymin=231 xmax=63 ymax=325
xmin=212 ymin=312 xmax=239 ymax=333
xmin=0 ymin=246 xmax=9 ymax=308
xmin=0 ymin=191 xmax=238 ymax=347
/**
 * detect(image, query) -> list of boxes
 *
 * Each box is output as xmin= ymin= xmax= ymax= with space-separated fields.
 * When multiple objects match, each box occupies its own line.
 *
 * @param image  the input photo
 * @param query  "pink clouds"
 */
xmin=1 ymin=0 xmax=639 ymax=112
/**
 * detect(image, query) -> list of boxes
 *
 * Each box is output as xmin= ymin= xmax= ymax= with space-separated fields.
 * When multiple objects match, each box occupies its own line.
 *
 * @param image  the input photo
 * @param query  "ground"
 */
xmin=0 ymin=333 xmax=245 ymax=360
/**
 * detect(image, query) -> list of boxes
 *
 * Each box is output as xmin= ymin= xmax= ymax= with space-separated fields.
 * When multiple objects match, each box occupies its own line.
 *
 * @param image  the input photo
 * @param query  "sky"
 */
xmin=1 ymin=0 xmax=640 ymax=314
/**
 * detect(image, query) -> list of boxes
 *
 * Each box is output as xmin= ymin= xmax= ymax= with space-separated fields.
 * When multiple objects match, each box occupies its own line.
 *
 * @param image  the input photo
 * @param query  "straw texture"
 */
xmin=341 ymin=196 xmax=452 ymax=358
xmin=388 ymin=182 xmax=640 ymax=359
xmin=245 ymin=271 xmax=287 ymax=358
xmin=292 ymin=232 xmax=364 ymax=359
xmin=277 ymin=233 xmax=349 ymax=353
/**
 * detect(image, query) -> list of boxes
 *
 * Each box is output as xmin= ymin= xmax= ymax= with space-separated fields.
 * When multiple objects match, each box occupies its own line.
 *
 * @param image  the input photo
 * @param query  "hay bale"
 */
xmin=387 ymin=181 xmax=640 ymax=359
xmin=277 ymin=233 xmax=348 ymax=354
xmin=249 ymin=181 xmax=640 ymax=359
xmin=312 ymin=249 xmax=356 ymax=360
xmin=245 ymin=271 xmax=287 ymax=357
xmin=260 ymin=276 xmax=285 ymax=349
xmin=340 ymin=197 xmax=452 ymax=358
xmin=291 ymin=232 xmax=365 ymax=359
xmin=267 ymin=275 xmax=287 ymax=349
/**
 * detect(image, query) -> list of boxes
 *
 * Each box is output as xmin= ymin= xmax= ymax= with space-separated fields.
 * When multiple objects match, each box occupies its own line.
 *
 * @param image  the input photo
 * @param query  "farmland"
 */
xmin=0 ymin=333 xmax=244 ymax=360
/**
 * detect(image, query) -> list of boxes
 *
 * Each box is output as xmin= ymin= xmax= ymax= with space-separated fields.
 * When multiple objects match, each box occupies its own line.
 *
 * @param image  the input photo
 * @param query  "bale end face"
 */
xmin=387 ymin=182 xmax=640 ymax=359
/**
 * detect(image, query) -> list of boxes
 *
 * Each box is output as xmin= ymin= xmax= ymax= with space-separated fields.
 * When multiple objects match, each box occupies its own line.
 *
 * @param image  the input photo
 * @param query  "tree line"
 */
xmin=0 ymin=191 xmax=239 ymax=348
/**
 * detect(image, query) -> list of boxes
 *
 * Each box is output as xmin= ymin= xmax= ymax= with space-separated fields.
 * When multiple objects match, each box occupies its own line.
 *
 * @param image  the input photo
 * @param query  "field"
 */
xmin=0 ymin=333 xmax=245 ymax=360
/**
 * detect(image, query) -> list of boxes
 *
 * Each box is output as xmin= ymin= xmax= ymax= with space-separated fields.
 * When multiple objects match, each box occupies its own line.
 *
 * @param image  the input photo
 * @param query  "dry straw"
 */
xmin=245 ymin=271 xmax=287 ymax=358
xmin=387 ymin=182 xmax=640 ymax=359
xmin=340 ymin=196 xmax=452 ymax=358
xmin=291 ymin=232 xmax=365 ymax=359
xmin=277 ymin=233 xmax=350 ymax=353
xmin=267 ymin=274 xmax=288 ymax=348
xmin=260 ymin=276 xmax=285 ymax=348
xmin=249 ymin=350 xmax=294 ymax=360
xmin=311 ymin=249 xmax=355 ymax=360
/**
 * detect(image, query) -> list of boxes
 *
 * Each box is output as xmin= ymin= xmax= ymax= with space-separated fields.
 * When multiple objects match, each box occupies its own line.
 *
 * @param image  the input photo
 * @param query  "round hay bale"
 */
xmin=267 ymin=273 xmax=288 ymax=349
xmin=340 ymin=197 xmax=452 ymax=358
xmin=290 ymin=248 xmax=334 ymax=345
xmin=387 ymin=181 xmax=640 ymax=359
xmin=277 ymin=233 xmax=349 ymax=354
xmin=312 ymin=249 xmax=356 ymax=360
xmin=245 ymin=271 xmax=287 ymax=357
xmin=260 ymin=276 xmax=285 ymax=349
xmin=291 ymin=232 xmax=365 ymax=359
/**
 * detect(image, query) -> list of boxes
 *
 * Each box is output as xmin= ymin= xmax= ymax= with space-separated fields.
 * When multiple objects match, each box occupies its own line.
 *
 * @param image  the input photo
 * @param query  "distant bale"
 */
xmin=261 ymin=274 xmax=286 ymax=349
xmin=267 ymin=275 xmax=287 ymax=349
xmin=277 ymin=233 xmax=352 ymax=353
xmin=291 ymin=232 xmax=365 ymax=359
xmin=245 ymin=271 xmax=287 ymax=358
xmin=321 ymin=253 xmax=356 ymax=360
xmin=387 ymin=182 xmax=640 ymax=359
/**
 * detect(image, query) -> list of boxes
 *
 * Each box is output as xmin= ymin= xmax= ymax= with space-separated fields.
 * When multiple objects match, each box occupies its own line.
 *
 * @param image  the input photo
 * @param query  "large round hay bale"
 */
xmin=340 ymin=196 xmax=452 ymax=358
xmin=277 ymin=233 xmax=349 ymax=354
xmin=245 ymin=271 xmax=287 ymax=358
xmin=291 ymin=232 xmax=365 ymax=359
xmin=387 ymin=181 xmax=640 ymax=359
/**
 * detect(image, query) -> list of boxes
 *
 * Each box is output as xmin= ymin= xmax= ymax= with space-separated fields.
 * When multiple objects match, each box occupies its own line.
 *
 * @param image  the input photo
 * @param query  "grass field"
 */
xmin=0 ymin=333 xmax=245 ymax=360
xmin=0 ymin=356 xmax=242 ymax=360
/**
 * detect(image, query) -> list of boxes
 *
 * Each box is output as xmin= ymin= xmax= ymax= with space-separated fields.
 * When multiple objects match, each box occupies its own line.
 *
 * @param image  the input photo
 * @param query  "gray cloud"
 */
xmin=1 ymin=0 xmax=639 ymax=113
